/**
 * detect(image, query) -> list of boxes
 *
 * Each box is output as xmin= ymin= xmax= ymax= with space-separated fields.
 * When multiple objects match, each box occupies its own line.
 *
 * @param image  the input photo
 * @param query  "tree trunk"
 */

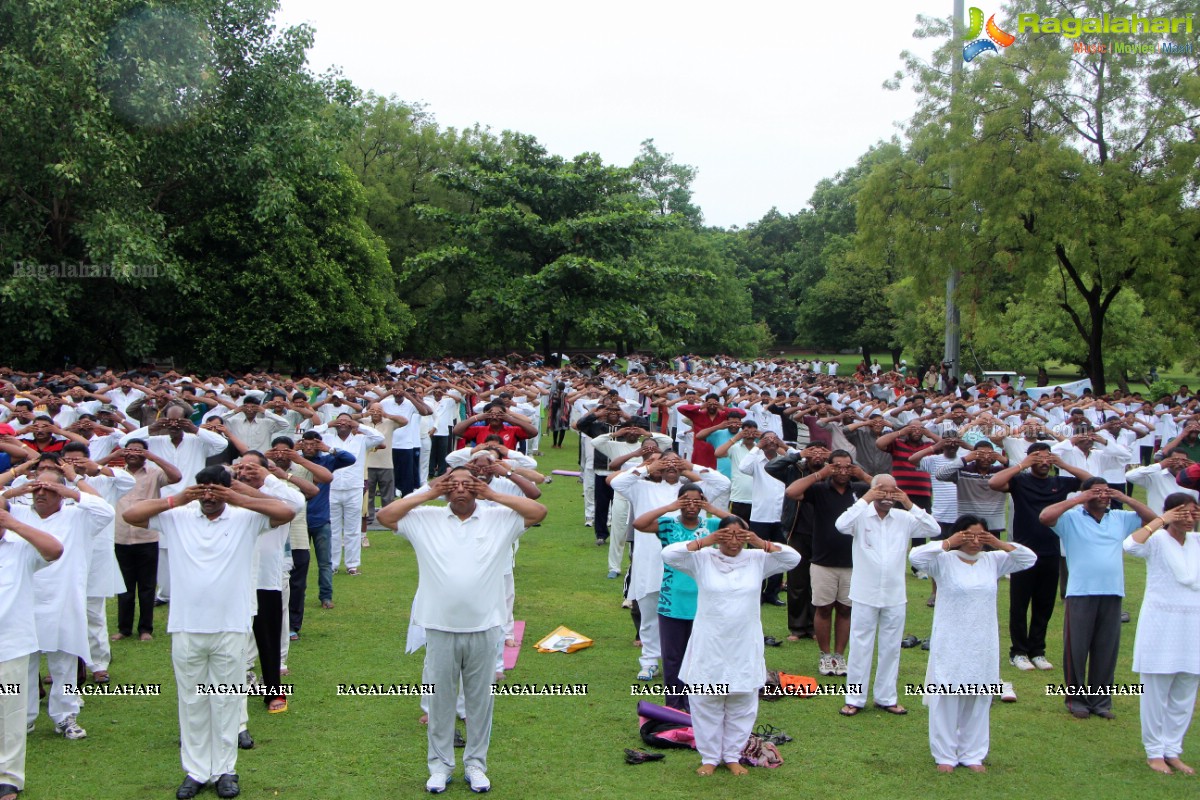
xmin=541 ymin=330 xmax=552 ymax=366
xmin=1118 ymin=369 xmax=1130 ymax=395
xmin=1086 ymin=303 xmax=1106 ymax=394
xmin=890 ymin=348 xmax=903 ymax=372
xmin=860 ymin=345 xmax=873 ymax=368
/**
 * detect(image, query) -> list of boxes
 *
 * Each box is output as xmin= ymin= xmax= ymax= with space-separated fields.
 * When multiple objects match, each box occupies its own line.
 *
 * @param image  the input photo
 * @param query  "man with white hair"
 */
xmin=835 ymin=474 xmax=939 ymax=716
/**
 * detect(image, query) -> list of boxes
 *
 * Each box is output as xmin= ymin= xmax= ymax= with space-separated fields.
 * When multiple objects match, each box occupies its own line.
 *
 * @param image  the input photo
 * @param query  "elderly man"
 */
xmin=0 ymin=508 xmax=63 ymax=800
xmin=835 ymin=474 xmax=939 ymax=716
xmin=122 ymin=465 xmax=295 ymax=800
xmin=378 ymin=468 xmax=546 ymax=794
xmin=1039 ymin=478 xmax=1158 ymax=719
xmin=219 ymin=395 xmax=291 ymax=455
xmin=2 ymin=458 xmax=115 ymax=740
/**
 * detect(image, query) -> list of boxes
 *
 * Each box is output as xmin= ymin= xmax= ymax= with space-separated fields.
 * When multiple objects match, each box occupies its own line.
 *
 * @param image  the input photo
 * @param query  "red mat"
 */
xmin=503 ymin=621 xmax=525 ymax=670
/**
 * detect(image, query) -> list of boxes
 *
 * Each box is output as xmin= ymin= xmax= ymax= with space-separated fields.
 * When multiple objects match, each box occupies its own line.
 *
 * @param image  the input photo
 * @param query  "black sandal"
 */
xmin=625 ymin=748 xmax=665 ymax=764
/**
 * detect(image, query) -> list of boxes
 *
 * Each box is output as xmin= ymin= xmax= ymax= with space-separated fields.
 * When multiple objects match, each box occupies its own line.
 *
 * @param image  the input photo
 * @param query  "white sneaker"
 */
xmin=26 ymin=721 xmax=34 ymax=734
xmin=1010 ymin=654 xmax=1034 ymax=671
xmin=1031 ymin=656 xmax=1054 ymax=670
xmin=465 ymin=765 xmax=491 ymax=793
xmin=833 ymin=653 xmax=848 ymax=677
xmin=55 ymin=715 xmax=87 ymax=740
xmin=1000 ymin=682 xmax=1017 ymax=703
xmin=637 ymin=665 xmax=658 ymax=681
xmin=818 ymin=653 xmax=835 ymax=676
xmin=426 ymin=771 xmax=452 ymax=794
xmin=915 ymin=570 xmax=929 ymax=580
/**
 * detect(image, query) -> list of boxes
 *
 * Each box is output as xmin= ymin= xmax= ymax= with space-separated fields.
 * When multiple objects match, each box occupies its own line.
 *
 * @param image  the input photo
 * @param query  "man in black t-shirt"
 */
xmin=988 ymin=442 xmax=1092 ymax=671
xmin=785 ymin=450 xmax=872 ymax=677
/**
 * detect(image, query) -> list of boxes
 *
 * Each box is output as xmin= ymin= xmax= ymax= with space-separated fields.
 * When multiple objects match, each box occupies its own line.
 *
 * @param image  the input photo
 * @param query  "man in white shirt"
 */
xmin=122 ymin=465 xmax=295 ymax=800
xmin=314 ymin=415 xmax=384 ymax=576
xmin=1126 ymin=454 xmax=1199 ymax=514
xmin=378 ymin=468 xmax=546 ymax=795
xmin=0 ymin=508 xmax=63 ymax=800
xmin=737 ymin=432 xmax=790 ymax=605
xmin=380 ymin=383 xmax=432 ymax=498
xmin=835 ymin=475 xmax=939 ymax=716
xmin=424 ymin=383 xmax=461 ymax=479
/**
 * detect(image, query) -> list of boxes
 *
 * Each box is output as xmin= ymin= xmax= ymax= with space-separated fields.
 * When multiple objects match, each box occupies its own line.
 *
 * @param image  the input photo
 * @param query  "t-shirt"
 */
xmin=395 ymin=504 xmax=525 ymax=632
xmin=886 ymin=438 xmax=931 ymax=498
xmin=458 ymin=423 xmax=529 ymax=451
xmin=656 ymin=516 xmax=720 ymax=620
xmin=805 ymin=479 xmax=869 ymax=568
xmin=1052 ymin=506 xmax=1142 ymax=597
xmin=1008 ymin=473 xmax=1081 ymax=555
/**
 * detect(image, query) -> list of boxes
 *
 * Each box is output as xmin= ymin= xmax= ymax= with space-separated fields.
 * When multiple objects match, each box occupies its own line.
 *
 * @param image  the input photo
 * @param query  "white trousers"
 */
xmin=1141 ymin=672 xmax=1200 ymax=759
xmin=636 ymin=592 xmax=661 ymax=669
xmin=172 ymin=631 xmax=245 ymax=784
xmin=330 ymin=488 xmax=363 ymax=570
xmin=581 ymin=436 xmax=595 ymax=523
xmin=280 ymin=557 xmax=292 ymax=668
xmin=927 ymin=695 xmax=991 ymax=766
xmin=85 ymin=597 xmax=111 ymax=672
xmin=846 ymin=602 xmax=905 ymax=708
xmin=607 ymin=495 xmax=631 ymax=574
xmin=156 ymin=543 xmax=171 ymax=601
xmin=424 ymin=628 xmax=502 ymax=775
xmin=690 ymin=692 xmax=758 ymax=765
xmin=420 ymin=436 xmax=432 ymax=485
xmin=503 ymin=572 xmax=515 ymax=642
xmin=27 ymin=651 xmax=80 ymax=725
xmin=0 ymin=655 xmax=30 ymax=791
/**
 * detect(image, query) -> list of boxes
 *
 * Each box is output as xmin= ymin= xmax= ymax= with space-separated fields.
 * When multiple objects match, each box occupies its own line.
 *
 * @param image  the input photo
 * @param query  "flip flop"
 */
xmin=900 ymin=635 xmax=920 ymax=649
xmin=624 ymin=748 xmax=665 ymax=764
xmin=875 ymin=703 xmax=908 ymax=715
xmin=839 ymin=704 xmax=862 ymax=717
xmin=267 ymin=699 xmax=288 ymax=714
xmin=763 ymin=636 xmax=782 ymax=647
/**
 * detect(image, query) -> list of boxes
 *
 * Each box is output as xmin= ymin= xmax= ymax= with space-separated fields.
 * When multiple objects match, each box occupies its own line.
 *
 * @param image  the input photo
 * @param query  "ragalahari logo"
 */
xmin=964 ymin=7 xmax=1015 ymax=61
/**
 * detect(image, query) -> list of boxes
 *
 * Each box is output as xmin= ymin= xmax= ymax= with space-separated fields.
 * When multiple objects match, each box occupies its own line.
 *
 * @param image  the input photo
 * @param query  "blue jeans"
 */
xmin=308 ymin=523 xmax=333 ymax=605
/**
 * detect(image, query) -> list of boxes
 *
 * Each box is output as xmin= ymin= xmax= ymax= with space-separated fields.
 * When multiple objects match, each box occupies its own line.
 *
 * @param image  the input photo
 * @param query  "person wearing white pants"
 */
xmin=835 ymin=476 xmax=939 ymax=715
xmin=0 ymin=507 xmax=64 ymax=800
xmin=910 ymin=517 xmax=1035 ymax=771
xmin=121 ymin=464 xmax=296 ymax=800
xmin=315 ymin=417 xmax=384 ymax=575
xmin=591 ymin=428 xmax=672 ymax=579
xmin=661 ymin=516 xmax=799 ymax=775
xmin=1124 ymin=493 xmax=1200 ymax=775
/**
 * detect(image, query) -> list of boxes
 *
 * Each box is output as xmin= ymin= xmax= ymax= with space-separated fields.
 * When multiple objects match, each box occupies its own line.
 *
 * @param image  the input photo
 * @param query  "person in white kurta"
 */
xmin=909 ymin=518 xmax=1036 ymax=771
xmin=0 ymin=509 xmax=63 ymax=799
xmin=835 ymin=475 xmax=940 ymax=715
xmin=1123 ymin=493 xmax=1200 ymax=775
xmin=662 ymin=518 xmax=799 ymax=776
xmin=314 ymin=416 xmax=384 ymax=574
xmin=611 ymin=455 xmax=730 ymax=679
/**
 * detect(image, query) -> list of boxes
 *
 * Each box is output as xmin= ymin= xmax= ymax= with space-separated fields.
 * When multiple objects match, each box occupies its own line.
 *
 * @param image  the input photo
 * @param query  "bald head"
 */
xmin=871 ymin=474 xmax=897 ymax=490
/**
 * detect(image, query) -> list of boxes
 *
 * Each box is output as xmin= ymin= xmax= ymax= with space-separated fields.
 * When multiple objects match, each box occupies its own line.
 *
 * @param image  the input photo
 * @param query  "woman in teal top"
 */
xmin=633 ymin=483 xmax=725 ymax=710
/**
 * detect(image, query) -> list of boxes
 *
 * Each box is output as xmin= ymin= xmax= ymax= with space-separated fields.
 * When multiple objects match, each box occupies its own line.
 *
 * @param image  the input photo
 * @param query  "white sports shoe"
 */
xmin=818 ymin=653 xmax=835 ymax=676
xmin=55 ymin=715 xmax=87 ymax=740
xmin=1001 ymin=682 xmax=1017 ymax=703
xmin=637 ymin=665 xmax=658 ymax=681
xmin=1031 ymin=656 xmax=1054 ymax=670
xmin=425 ymin=771 xmax=452 ymax=794
xmin=1010 ymin=654 xmax=1034 ymax=671
xmin=833 ymin=653 xmax=848 ymax=677
xmin=465 ymin=765 xmax=491 ymax=793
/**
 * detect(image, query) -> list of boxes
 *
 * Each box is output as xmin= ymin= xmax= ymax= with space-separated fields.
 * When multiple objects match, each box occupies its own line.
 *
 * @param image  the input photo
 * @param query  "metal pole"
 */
xmin=944 ymin=0 xmax=963 ymax=382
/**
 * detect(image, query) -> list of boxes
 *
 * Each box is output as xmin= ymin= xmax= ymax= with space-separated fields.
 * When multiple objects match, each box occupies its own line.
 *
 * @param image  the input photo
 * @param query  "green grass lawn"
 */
xmin=24 ymin=432 xmax=1198 ymax=799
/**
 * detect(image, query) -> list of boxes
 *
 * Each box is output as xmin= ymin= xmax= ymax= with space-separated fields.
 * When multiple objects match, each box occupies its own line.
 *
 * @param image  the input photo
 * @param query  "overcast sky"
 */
xmin=273 ymin=0 xmax=946 ymax=229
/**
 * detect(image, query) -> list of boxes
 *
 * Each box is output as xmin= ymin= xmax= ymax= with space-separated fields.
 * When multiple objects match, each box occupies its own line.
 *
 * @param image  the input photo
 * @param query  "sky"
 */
xmin=272 ymin=0 xmax=947 ymax=229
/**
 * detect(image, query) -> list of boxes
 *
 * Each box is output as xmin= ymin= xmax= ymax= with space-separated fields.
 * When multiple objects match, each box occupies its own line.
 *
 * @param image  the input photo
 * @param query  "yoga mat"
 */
xmin=636 ymin=701 xmax=693 ymax=726
xmin=503 ymin=620 xmax=525 ymax=670
xmin=551 ymin=469 xmax=581 ymax=477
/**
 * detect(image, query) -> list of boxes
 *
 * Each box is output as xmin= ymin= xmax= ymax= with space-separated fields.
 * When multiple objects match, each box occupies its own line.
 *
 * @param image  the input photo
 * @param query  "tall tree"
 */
xmin=630 ymin=138 xmax=702 ymax=225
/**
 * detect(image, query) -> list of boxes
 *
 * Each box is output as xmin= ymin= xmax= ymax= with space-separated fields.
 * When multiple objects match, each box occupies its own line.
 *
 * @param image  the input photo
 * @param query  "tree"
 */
xmin=630 ymin=139 xmax=702 ymax=225
xmin=859 ymin=0 xmax=1200 ymax=391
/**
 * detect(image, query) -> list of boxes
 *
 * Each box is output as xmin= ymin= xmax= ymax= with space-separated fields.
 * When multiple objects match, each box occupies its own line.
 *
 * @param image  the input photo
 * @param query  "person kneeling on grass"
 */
xmin=661 ymin=515 xmax=799 ymax=776
xmin=910 ymin=515 xmax=1036 ymax=773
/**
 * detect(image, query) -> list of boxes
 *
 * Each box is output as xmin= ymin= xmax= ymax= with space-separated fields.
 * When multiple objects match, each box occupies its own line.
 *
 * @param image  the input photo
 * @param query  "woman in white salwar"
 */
xmin=909 ymin=515 xmax=1036 ymax=773
xmin=1123 ymin=492 xmax=1200 ymax=775
xmin=662 ymin=515 xmax=800 ymax=777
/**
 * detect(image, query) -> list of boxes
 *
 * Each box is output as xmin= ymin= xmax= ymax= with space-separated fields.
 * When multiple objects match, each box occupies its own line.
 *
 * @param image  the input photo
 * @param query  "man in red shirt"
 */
xmin=20 ymin=416 xmax=86 ymax=455
xmin=453 ymin=402 xmax=537 ymax=450
xmin=677 ymin=394 xmax=745 ymax=469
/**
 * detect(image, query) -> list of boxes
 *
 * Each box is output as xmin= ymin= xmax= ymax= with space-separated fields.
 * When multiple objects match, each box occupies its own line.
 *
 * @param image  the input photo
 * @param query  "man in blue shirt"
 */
xmin=1040 ymin=477 xmax=1158 ymax=719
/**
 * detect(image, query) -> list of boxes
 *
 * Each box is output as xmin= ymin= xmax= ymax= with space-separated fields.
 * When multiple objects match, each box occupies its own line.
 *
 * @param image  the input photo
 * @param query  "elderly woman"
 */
xmin=662 ymin=516 xmax=800 ymax=776
xmin=1123 ymin=492 xmax=1200 ymax=775
xmin=909 ymin=514 xmax=1036 ymax=773
xmin=632 ymin=484 xmax=726 ymax=711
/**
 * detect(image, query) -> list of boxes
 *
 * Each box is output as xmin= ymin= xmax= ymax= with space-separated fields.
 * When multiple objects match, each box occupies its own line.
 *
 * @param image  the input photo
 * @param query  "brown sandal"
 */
xmin=839 ymin=704 xmax=862 ymax=716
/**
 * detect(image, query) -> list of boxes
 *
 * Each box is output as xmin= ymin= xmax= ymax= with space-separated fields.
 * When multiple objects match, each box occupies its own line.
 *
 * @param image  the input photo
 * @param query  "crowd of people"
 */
xmin=1 ymin=353 xmax=1199 ymax=797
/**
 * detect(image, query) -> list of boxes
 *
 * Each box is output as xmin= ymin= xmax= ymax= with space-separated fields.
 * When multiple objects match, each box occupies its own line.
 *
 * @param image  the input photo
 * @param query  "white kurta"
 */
xmin=909 ymin=543 xmax=1037 ymax=694
xmin=84 ymin=471 xmax=135 ymax=597
xmin=15 ymin=494 xmax=116 ymax=658
xmin=662 ymin=543 xmax=800 ymax=693
xmin=1124 ymin=531 xmax=1200 ymax=675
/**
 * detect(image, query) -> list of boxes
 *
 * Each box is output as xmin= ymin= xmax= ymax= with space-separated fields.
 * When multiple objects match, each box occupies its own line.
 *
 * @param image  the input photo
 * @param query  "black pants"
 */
xmin=392 ymin=448 xmax=421 ymax=496
xmin=730 ymin=502 xmax=752 ymax=524
xmin=658 ymin=614 xmax=694 ymax=711
xmin=1009 ymin=551 xmax=1059 ymax=658
xmin=786 ymin=530 xmax=814 ymax=637
xmin=593 ymin=473 xmax=614 ymax=542
xmin=430 ymin=435 xmax=451 ymax=477
xmin=253 ymin=589 xmax=285 ymax=705
xmin=1062 ymin=595 xmax=1121 ymax=714
xmin=750 ymin=520 xmax=785 ymax=599
xmin=115 ymin=542 xmax=158 ymax=635
xmin=289 ymin=548 xmax=310 ymax=634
